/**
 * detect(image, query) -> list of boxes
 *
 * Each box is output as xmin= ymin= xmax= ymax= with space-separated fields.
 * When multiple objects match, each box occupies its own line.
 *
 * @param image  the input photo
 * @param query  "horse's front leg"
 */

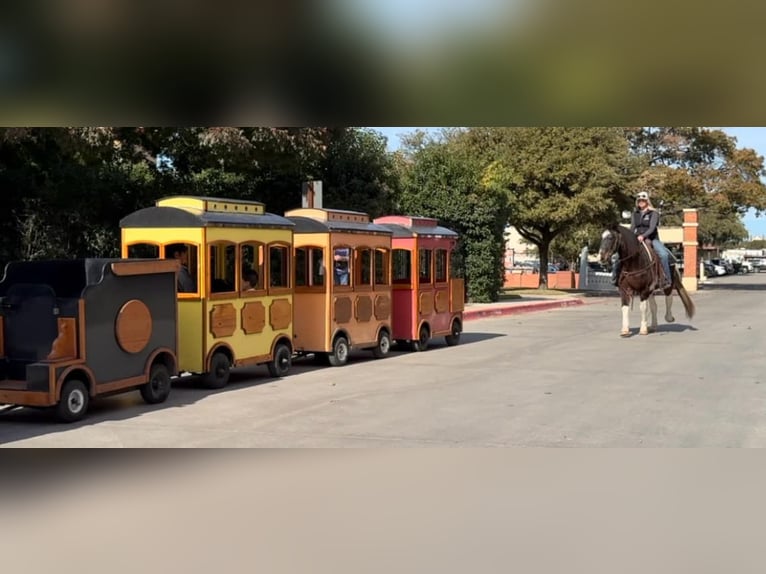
xmin=621 ymin=298 xmax=630 ymax=337
xmin=665 ymin=293 xmax=675 ymax=323
xmin=639 ymin=298 xmax=649 ymax=335
xmin=648 ymin=294 xmax=658 ymax=332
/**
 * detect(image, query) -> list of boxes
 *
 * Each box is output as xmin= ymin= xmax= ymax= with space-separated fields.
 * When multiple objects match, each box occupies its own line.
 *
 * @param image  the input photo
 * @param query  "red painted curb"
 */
xmin=463 ymin=298 xmax=585 ymax=321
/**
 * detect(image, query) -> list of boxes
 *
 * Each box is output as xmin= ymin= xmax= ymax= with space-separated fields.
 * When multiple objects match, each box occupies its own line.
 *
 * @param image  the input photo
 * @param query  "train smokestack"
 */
xmin=302 ymin=181 xmax=323 ymax=209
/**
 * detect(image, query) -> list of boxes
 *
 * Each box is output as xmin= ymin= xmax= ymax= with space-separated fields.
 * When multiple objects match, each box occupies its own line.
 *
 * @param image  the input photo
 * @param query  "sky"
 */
xmin=369 ymin=127 xmax=766 ymax=238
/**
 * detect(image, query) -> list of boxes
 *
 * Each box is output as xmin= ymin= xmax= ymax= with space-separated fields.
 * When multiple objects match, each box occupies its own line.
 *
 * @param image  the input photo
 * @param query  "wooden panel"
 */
xmin=96 ymin=375 xmax=147 ymax=394
xmin=0 ymin=316 xmax=4 ymax=357
xmin=111 ymin=259 xmax=180 ymax=277
xmin=374 ymin=295 xmax=391 ymax=321
xmin=334 ymin=297 xmax=352 ymax=324
xmin=241 ymin=301 xmax=266 ymax=334
xmin=0 ymin=389 xmax=54 ymax=407
xmin=46 ymin=318 xmax=78 ymax=361
xmin=434 ymin=290 xmax=449 ymax=313
xmin=210 ymin=303 xmax=237 ymax=338
xmin=115 ymin=300 xmax=153 ymax=353
xmin=269 ymin=299 xmax=292 ymax=331
xmin=419 ymin=291 xmax=434 ymax=315
xmin=355 ymin=296 xmax=373 ymax=322
xmin=450 ymin=278 xmax=465 ymax=312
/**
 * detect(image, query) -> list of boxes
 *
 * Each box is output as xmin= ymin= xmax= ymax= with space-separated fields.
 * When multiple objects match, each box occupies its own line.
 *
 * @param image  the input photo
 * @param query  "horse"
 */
xmin=598 ymin=224 xmax=695 ymax=336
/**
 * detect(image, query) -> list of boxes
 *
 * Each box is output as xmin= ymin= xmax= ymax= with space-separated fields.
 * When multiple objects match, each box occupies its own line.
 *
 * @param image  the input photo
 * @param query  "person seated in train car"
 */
xmin=242 ymin=269 xmax=259 ymax=291
xmin=334 ymin=247 xmax=350 ymax=286
xmin=166 ymin=243 xmax=196 ymax=293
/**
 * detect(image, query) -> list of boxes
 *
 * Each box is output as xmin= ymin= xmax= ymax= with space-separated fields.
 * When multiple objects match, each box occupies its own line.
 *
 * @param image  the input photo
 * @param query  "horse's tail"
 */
xmin=673 ymin=266 xmax=696 ymax=319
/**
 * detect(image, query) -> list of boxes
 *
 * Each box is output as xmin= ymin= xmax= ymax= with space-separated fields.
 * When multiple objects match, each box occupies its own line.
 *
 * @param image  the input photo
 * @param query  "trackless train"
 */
xmin=0 ymin=195 xmax=464 ymax=421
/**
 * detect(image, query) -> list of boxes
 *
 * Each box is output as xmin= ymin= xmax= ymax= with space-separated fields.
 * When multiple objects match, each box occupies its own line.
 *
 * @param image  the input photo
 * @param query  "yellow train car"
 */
xmin=284 ymin=207 xmax=394 ymax=366
xmin=120 ymin=196 xmax=295 ymax=388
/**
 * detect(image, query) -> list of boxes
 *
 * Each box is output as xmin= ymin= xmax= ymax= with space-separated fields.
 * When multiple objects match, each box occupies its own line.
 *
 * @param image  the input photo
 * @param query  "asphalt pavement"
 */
xmin=2 ymin=272 xmax=765 ymax=447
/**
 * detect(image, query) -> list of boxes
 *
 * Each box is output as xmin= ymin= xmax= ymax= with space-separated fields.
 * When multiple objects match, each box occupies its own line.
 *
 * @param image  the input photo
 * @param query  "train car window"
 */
xmin=355 ymin=248 xmax=373 ymax=287
xmin=435 ymin=249 xmax=448 ymax=283
xmin=209 ymin=243 xmax=236 ymax=294
xmin=333 ymin=247 xmax=351 ymax=286
xmin=164 ymin=243 xmax=199 ymax=294
xmin=240 ymin=243 xmax=264 ymax=292
xmin=311 ymin=248 xmax=325 ymax=287
xmin=127 ymin=243 xmax=159 ymax=259
xmin=419 ymin=249 xmax=433 ymax=284
xmin=296 ymin=247 xmax=326 ymax=288
xmin=374 ymin=248 xmax=389 ymax=286
xmin=392 ymin=249 xmax=412 ymax=285
xmin=269 ymin=244 xmax=290 ymax=288
xmin=450 ymin=248 xmax=465 ymax=278
xmin=295 ymin=247 xmax=308 ymax=287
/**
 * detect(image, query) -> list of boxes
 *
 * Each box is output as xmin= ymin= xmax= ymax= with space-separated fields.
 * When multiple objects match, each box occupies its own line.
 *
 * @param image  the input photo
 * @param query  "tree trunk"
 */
xmin=538 ymin=240 xmax=551 ymax=289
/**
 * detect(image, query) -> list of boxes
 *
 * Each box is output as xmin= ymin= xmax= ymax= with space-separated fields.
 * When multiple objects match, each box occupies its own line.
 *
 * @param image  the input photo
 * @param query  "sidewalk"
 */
xmin=463 ymin=294 xmax=588 ymax=321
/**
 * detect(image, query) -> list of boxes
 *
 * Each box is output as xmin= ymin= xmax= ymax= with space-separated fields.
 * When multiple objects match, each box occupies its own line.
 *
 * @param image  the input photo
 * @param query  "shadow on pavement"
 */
xmin=0 ymin=331 xmax=506 ymax=445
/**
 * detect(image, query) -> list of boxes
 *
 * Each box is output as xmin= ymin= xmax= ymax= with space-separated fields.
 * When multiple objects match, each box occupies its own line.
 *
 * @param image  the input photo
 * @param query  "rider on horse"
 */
xmin=611 ymin=190 xmax=672 ymax=289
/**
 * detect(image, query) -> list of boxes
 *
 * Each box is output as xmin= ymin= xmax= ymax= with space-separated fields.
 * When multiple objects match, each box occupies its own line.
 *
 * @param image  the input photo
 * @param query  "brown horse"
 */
xmin=599 ymin=224 xmax=695 ymax=336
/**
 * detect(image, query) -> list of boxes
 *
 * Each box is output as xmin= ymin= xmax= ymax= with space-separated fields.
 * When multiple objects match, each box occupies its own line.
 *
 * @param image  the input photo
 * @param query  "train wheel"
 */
xmin=445 ymin=320 xmax=462 ymax=347
xmin=328 ymin=336 xmax=350 ymax=367
xmin=410 ymin=325 xmax=430 ymax=352
xmin=140 ymin=363 xmax=172 ymax=404
xmin=204 ymin=352 xmax=231 ymax=389
xmin=56 ymin=379 xmax=89 ymax=423
xmin=268 ymin=342 xmax=292 ymax=378
xmin=372 ymin=330 xmax=391 ymax=359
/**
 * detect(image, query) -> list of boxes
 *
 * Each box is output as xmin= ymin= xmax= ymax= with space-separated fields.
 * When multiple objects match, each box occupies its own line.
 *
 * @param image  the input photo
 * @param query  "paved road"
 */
xmin=2 ymin=272 xmax=766 ymax=447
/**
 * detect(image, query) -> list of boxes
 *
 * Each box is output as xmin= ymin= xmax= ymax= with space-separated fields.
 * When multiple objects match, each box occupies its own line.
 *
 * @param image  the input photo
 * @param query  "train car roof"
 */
xmin=120 ymin=206 xmax=294 ymax=229
xmin=286 ymin=216 xmax=393 ymax=236
xmin=0 ymin=258 xmax=176 ymax=299
xmin=374 ymin=223 xmax=459 ymax=238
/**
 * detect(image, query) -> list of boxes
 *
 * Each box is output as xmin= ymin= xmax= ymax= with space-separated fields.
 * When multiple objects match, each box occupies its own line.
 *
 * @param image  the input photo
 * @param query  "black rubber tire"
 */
xmin=410 ymin=325 xmax=430 ymax=352
xmin=140 ymin=363 xmax=172 ymax=404
xmin=445 ymin=320 xmax=462 ymax=346
xmin=372 ymin=330 xmax=391 ymax=359
xmin=203 ymin=352 xmax=231 ymax=389
xmin=328 ymin=336 xmax=350 ymax=367
xmin=267 ymin=342 xmax=292 ymax=377
xmin=56 ymin=379 xmax=89 ymax=423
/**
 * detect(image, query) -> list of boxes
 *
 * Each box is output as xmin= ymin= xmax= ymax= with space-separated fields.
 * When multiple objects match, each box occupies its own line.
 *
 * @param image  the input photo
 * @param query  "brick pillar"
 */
xmin=682 ymin=209 xmax=698 ymax=292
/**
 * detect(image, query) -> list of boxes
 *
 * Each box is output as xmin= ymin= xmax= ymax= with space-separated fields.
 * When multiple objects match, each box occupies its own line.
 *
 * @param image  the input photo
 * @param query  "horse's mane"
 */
xmin=610 ymin=224 xmax=639 ymax=254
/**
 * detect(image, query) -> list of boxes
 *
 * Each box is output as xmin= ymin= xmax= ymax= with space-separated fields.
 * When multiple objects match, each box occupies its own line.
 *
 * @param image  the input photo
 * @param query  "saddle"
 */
xmin=640 ymin=242 xmax=674 ymax=290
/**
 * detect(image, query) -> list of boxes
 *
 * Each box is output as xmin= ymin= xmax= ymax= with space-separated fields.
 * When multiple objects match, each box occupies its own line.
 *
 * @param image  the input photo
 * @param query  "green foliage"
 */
xmin=627 ymin=127 xmax=766 ymax=247
xmin=320 ymin=128 xmax=398 ymax=217
xmin=479 ymin=127 xmax=635 ymax=286
xmin=395 ymin=132 xmax=509 ymax=303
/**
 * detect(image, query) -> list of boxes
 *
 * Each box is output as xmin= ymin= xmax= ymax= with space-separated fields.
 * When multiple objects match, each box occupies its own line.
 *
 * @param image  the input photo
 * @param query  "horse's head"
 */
xmin=598 ymin=227 xmax=621 ymax=264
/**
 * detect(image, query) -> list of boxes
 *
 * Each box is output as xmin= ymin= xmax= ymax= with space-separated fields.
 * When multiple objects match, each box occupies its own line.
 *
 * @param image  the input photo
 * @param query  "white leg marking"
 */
xmin=639 ymin=299 xmax=649 ymax=335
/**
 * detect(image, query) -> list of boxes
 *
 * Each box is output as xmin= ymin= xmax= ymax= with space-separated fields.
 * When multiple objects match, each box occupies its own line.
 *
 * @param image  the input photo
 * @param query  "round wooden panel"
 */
xmin=115 ymin=299 xmax=153 ymax=354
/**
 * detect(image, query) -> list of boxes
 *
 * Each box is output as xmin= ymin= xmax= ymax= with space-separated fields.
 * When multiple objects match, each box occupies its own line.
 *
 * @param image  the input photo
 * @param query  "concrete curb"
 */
xmin=463 ymin=298 xmax=586 ymax=321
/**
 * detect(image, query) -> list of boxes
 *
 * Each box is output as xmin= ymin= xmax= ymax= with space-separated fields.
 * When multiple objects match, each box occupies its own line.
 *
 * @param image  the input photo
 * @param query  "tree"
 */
xmin=319 ymin=128 xmax=398 ymax=217
xmin=480 ymin=127 xmax=636 ymax=288
xmin=626 ymin=127 xmax=766 ymax=247
xmin=396 ymin=130 xmax=509 ymax=302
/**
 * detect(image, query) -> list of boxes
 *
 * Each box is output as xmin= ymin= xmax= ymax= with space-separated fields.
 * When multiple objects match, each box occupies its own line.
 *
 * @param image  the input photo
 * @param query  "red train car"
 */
xmin=373 ymin=215 xmax=464 ymax=351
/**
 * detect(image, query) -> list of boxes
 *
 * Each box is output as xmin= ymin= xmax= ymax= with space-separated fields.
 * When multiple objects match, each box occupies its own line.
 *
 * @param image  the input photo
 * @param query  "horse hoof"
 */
xmin=666 ymin=316 xmax=675 ymax=323
xmin=620 ymin=330 xmax=630 ymax=337
xmin=640 ymin=329 xmax=649 ymax=336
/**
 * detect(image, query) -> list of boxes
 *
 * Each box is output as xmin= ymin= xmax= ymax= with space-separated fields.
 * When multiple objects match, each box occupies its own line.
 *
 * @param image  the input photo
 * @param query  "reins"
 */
xmin=613 ymin=229 xmax=656 ymax=278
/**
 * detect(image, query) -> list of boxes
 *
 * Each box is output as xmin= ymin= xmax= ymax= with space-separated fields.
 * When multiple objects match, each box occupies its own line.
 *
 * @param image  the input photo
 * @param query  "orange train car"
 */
xmin=284 ymin=207 xmax=394 ymax=366
xmin=372 ymin=215 xmax=464 ymax=351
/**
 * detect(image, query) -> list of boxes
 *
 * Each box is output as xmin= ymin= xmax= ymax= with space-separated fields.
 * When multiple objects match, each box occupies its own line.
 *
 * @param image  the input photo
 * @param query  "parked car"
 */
xmin=704 ymin=261 xmax=726 ymax=276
